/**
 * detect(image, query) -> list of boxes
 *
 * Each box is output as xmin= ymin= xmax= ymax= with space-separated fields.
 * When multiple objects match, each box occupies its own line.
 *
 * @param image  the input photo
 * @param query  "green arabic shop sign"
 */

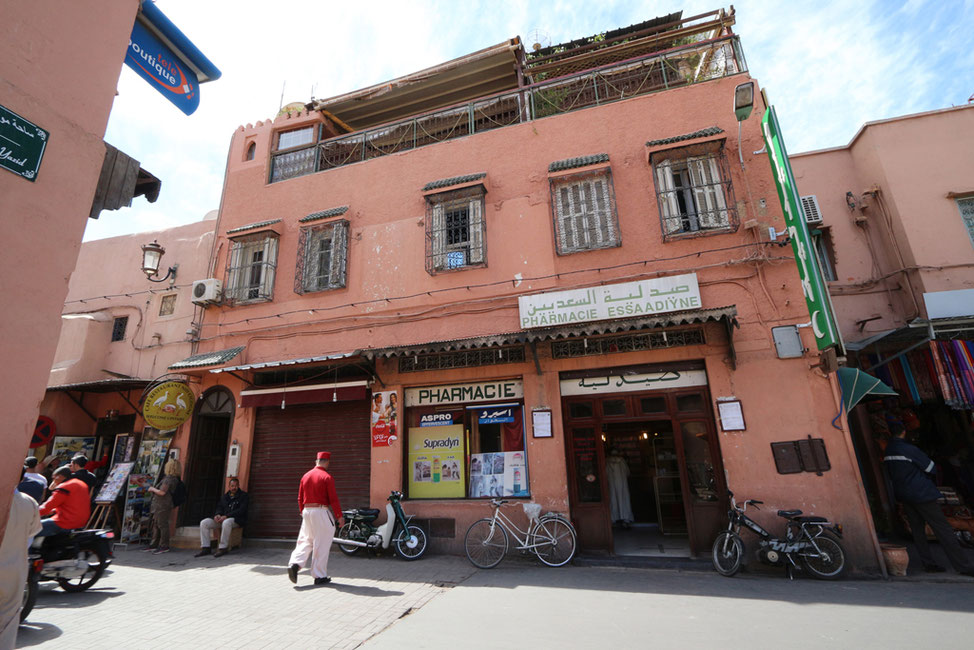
xmin=0 ymin=104 xmax=49 ymax=182
xmin=761 ymin=106 xmax=839 ymax=351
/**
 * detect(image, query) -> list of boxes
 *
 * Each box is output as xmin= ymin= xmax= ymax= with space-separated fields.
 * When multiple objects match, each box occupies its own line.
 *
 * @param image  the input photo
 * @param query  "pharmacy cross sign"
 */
xmin=761 ymin=106 xmax=839 ymax=351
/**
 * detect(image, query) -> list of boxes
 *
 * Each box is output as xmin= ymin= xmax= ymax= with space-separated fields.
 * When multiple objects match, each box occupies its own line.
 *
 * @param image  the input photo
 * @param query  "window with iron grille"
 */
xmin=550 ymin=170 xmax=620 ymax=254
xmin=652 ymin=144 xmax=736 ymax=239
xmin=295 ymin=220 xmax=348 ymax=294
xmin=158 ymin=294 xmax=177 ymax=316
xmin=551 ymin=327 xmax=705 ymax=359
xmin=111 ymin=316 xmax=128 ymax=342
xmin=226 ymin=233 xmax=279 ymax=304
xmin=426 ymin=186 xmax=486 ymax=274
xmin=399 ymin=345 xmax=525 ymax=372
xmin=270 ymin=126 xmax=318 ymax=183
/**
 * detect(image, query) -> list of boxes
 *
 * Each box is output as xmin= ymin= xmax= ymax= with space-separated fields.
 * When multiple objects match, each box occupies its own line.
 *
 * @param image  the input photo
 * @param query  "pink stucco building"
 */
xmin=167 ymin=8 xmax=882 ymax=571
xmin=792 ymin=104 xmax=974 ymax=542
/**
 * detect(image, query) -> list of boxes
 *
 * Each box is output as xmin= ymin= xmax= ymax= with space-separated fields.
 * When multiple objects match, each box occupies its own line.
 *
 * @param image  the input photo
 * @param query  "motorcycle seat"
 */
xmin=777 ymin=509 xmax=803 ymax=518
xmin=344 ymin=508 xmax=380 ymax=521
xmin=794 ymin=515 xmax=829 ymax=524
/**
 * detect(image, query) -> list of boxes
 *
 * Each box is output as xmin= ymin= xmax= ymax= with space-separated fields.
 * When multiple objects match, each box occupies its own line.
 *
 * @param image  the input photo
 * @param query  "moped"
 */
xmin=712 ymin=490 xmax=846 ymax=579
xmin=336 ymin=490 xmax=428 ymax=560
xmin=22 ymin=527 xmax=115 ymax=621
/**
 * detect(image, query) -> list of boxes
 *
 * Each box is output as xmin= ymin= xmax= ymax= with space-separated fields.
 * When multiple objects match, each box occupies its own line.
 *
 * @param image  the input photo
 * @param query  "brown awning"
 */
xmin=89 ymin=143 xmax=160 ymax=219
xmin=364 ymin=306 xmax=737 ymax=358
xmin=46 ymin=378 xmax=153 ymax=393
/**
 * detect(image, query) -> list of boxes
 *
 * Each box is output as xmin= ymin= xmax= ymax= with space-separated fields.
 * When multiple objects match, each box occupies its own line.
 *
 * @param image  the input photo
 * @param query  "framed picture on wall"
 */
xmin=532 ymin=409 xmax=552 ymax=438
xmin=112 ymin=434 xmax=130 ymax=466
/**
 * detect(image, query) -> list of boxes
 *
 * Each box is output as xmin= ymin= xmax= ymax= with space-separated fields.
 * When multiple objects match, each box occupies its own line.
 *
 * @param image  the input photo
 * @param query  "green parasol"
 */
xmin=837 ymin=367 xmax=898 ymax=412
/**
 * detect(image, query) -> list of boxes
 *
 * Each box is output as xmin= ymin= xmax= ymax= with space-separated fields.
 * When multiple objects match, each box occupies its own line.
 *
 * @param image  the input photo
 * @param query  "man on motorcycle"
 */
xmin=37 ymin=467 xmax=91 ymax=537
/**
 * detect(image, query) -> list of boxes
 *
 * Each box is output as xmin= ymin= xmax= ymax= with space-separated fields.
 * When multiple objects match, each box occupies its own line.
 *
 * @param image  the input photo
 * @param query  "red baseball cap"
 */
xmin=317 ymin=451 xmax=331 ymax=460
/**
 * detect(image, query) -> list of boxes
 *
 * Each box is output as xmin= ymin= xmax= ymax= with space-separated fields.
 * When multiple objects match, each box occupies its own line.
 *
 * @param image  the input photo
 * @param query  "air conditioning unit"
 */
xmin=191 ymin=279 xmax=223 ymax=306
xmin=800 ymin=195 xmax=824 ymax=225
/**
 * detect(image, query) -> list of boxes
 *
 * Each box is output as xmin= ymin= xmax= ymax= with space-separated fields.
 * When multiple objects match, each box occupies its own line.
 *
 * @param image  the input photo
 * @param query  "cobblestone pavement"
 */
xmin=16 ymin=545 xmax=478 ymax=649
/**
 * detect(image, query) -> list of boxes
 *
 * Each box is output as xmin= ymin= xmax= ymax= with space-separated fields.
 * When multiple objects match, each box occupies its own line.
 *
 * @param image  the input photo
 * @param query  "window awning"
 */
xmin=364 ymin=306 xmax=737 ymax=359
xmin=170 ymin=346 xmax=245 ymax=370
xmin=211 ymin=350 xmax=359 ymax=374
xmin=46 ymin=378 xmax=153 ymax=393
xmin=239 ymin=380 xmax=369 ymax=408
xmin=837 ymin=367 xmax=897 ymax=412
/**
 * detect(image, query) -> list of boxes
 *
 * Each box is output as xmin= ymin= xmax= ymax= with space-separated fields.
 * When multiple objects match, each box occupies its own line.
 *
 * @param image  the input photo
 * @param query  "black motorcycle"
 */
xmin=712 ymin=490 xmax=846 ymax=580
xmin=21 ymin=528 xmax=114 ymax=622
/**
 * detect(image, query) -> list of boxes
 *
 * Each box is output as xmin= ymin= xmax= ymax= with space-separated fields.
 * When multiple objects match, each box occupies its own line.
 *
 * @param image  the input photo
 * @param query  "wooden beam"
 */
xmin=65 ymin=391 xmax=99 ymax=422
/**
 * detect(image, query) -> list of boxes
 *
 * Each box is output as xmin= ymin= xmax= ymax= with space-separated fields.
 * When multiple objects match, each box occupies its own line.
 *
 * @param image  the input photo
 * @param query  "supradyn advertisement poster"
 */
xmin=407 ymin=424 xmax=465 ymax=498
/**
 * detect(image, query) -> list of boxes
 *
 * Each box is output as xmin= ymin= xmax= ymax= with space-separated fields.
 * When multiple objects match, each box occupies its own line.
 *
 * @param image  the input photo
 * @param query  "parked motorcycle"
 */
xmin=336 ymin=490 xmax=428 ymax=560
xmin=712 ymin=490 xmax=846 ymax=579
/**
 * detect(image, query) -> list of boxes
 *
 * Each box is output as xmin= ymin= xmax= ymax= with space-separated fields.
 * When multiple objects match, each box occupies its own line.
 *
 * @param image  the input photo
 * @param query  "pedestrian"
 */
xmin=144 ymin=458 xmax=181 ymax=554
xmin=288 ymin=451 xmax=343 ymax=585
xmin=0 ymin=490 xmax=41 ymax=649
xmin=195 ymin=477 xmax=248 ymax=558
xmin=884 ymin=422 xmax=974 ymax=576
xmin=18 ymin=457 xmax=48 ymax=503
xmin=69 ymin=454 xmax=97 ymax=493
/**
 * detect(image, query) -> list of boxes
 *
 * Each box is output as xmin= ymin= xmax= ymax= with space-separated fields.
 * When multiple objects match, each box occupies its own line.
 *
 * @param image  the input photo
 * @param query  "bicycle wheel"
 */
xmin=336 ymin=521 xmax=367 ymax=556
xmin=539 ymin=512 xmax=576 ymax=537
xmin=464 ymin=518 xmax=508 ymax=569
xmin=530 ymin=516 xmax=576 ymax=567
xmin=394 ymin=525 xmax=428 ymax=561
xmin=800 ymin=534 xmax=846 ymax=580
xmin=711 ymin=531 xmax=744 ymax=577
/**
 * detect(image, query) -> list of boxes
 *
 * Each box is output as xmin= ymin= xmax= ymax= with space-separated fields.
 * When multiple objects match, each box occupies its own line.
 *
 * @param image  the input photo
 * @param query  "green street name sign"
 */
xmin=0 ymin=104 xmax=49 ymax=182
xmin=761 ymin=106 xmax=839 ymax=351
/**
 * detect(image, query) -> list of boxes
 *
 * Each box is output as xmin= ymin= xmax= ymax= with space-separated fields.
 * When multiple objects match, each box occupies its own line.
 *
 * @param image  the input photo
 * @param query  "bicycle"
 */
xmin=464 ymin=499 xmax=577 ymax=569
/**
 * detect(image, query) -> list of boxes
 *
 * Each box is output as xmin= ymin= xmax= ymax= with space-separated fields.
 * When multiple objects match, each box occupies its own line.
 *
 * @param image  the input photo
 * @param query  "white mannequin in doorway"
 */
xmin=606 ymin=447 xmax=634 ymax=528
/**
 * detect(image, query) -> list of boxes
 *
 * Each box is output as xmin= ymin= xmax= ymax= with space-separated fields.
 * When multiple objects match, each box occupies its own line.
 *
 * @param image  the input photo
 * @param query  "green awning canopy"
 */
xmin=837 ymin=367 xmax=898 ymax=411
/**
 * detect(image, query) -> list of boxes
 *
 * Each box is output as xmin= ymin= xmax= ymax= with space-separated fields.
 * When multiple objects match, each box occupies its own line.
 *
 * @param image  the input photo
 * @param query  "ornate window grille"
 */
xmin=425 ymin=186 xmax=486 ymax=274
xmin=551 ymin=327 xmax=705 ymax=359
xmin=294 ymin=220 xmax=348 ymax=294
xmin=111 ymin=316 xmax=128 ymax=342
xmin=652 ymin=143 xmax=737 ymax=240
xmin=270 ymin=126 xmax=318 ymax=183
xmin=399 ymin=345 xmax=525 ymax=372
xmin=550 ymin=169 xmax=620 ymax=254
xmin=225 ymin=233 xmax=278 ymax=304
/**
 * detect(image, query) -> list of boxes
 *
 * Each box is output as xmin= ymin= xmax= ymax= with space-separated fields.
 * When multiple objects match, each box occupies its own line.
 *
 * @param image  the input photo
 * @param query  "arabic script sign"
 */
xmin=125 ymin=18 xmax=201 ymax=115
xmin=0 ymin=104 xmax=49 ymax=181
xmin=405 ymin=380 xmax=523 ymax=407
xmin=559 ymin=369 xmax=708 ymax=396
xmin=761 ymin=107 xmax=839 ymax=351
xmin=519 ymin=273 xmax=701 ymax=329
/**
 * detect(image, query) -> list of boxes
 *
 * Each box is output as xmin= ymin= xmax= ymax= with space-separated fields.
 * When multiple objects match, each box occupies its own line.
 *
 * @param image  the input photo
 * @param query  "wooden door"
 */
xmin=566 ymin=423 xmax=612 ymax=549
xmin=182 ymin=414 xmax=230 ymax=526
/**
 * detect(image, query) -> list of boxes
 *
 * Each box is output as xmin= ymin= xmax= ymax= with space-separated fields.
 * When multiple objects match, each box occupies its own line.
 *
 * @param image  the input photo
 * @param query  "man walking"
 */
xmin=884 ymin=422 xmax=974 ymax=576
xmin=288 ymin=451 xmax=343 ymax=585
xmin=195 ymin=477 xmax=249 ymax=558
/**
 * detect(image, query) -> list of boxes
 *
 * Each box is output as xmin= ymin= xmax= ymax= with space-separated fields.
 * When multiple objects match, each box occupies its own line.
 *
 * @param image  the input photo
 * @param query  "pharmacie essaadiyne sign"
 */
xmin=518 ymin=273 xmax=700 ymax=329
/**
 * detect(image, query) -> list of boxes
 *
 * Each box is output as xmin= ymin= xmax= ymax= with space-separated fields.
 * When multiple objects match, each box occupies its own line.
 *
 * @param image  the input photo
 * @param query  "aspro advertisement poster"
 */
xmin=408 ymin=424 xmax=465 ymax=498
xmin=470 ymin=451 xmax=529 ymax=498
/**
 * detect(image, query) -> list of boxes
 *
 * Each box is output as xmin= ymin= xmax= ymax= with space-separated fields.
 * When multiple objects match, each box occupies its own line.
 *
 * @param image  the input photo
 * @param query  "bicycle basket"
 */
xmin=522 ymin=503 xmax=542 ymax=521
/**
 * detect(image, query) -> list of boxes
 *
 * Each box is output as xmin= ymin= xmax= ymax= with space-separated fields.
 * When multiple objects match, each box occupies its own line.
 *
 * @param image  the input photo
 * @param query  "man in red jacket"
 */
xmin=38 ymin=467 xmax=91 ymax=536
xmin=287 ymin=451 xmax=343 ymax=585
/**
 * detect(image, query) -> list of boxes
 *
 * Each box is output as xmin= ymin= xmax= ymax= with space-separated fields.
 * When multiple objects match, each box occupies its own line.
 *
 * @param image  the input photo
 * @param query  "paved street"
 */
xmin=16 ymin=546 xmax=974 ymax=649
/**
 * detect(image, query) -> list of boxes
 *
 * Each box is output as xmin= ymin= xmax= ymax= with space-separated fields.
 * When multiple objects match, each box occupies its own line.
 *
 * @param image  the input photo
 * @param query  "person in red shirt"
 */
xmin=287 ymin=451 xmax=343 ymax=585
xmin=38 ymin=467 xmax=91 ymax=536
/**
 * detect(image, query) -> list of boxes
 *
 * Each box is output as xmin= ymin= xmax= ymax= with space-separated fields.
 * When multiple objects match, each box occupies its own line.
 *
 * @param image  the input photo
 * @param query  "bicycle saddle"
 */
xmin=777 ymin=509 xmax=803 ymax=518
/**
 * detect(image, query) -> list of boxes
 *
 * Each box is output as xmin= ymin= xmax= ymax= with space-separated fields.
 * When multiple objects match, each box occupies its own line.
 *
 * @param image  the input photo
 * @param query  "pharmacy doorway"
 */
xmin=561 ymin=364 xmax=727 ymax=558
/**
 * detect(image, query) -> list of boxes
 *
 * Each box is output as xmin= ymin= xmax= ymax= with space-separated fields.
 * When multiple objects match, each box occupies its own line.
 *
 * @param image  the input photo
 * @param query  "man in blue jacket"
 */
xmin=884 ymin=423 xmax=974 ymax=576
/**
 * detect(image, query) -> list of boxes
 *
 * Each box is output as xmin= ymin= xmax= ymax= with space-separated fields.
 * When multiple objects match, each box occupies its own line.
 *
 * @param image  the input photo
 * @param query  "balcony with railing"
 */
xmin=270 ymin=34 xmax=746 ymax=184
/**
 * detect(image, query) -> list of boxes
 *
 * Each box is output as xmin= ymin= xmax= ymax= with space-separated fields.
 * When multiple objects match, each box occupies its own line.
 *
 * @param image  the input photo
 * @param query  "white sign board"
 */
xmin=923 ymin=289 xmax=974 ymax=320
xmin=405 ymin=380 xmax=523 ymax=407
xmin=519 ymin=273 xmax=700 ymax=329
xmin=559 ymin=369 xmax=708 ymax=396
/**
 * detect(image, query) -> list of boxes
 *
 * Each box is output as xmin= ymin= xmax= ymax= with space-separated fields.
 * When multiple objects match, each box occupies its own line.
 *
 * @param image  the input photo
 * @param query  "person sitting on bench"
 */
xmin=195 ymin=477 xmax=248 ymax=558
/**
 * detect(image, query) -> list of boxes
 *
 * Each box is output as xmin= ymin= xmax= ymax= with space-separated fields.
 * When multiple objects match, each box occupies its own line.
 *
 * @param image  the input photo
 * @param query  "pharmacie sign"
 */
xmin=560 ymin=369 xmax=708 ymax=396
xmin=405 ymin=380 xmax=523 ymax=407
xmin=761 ymin=106 xmax=840 ymax=351
xmin=518 ymin=273 xmax=700 ymax=329
xmin=0 ymin=104 xmax=49 ymax=181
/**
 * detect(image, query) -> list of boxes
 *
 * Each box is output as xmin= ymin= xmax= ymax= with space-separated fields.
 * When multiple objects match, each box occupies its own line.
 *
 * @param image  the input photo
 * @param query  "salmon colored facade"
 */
xmin=792 ymin=105 xmax=974 ymax=540
xmin=176 ymin=11 xmax=882 ymax=570
xmin=0 ymin=1 xmax=141 ymax=536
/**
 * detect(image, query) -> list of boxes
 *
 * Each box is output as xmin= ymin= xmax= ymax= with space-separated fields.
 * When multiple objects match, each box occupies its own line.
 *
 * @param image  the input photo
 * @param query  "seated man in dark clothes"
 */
xmin=195 ymin=477 xmax=248 ymax=558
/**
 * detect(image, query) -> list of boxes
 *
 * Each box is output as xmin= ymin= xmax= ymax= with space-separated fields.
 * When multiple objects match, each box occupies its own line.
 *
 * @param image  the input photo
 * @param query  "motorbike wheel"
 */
xmin=20 ymin=573 xmax=39 ymax=622
xmin=337 ymin=522 xmax=366 ymax=556
xmin=800 ymin=533 xmax=847 ymax=580
xmin=56 ymin=546 xmax=108 ymax=592
xmin=394 ymin=525 xmax=428 ymax=561
xmin=712 ymin=531 xmax=744 ymax=577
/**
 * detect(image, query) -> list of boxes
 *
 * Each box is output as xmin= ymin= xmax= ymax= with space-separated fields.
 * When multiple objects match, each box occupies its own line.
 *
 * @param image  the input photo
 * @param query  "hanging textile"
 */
xmin=928 ymin=341 xmax=955 ymax=405
xmin=899 ymin=354 xmax=921 ymax=405
xmin=952 ymin=340 xmax=974 ymax=408
xmin=909 ymin=349 xmax=938 ymax=401
xmin=502 ymin=417 xmax=524 ymax=452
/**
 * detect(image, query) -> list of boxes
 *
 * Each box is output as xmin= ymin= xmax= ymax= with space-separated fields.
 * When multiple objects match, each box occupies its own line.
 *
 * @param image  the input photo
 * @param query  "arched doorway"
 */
xmin=180 ymin=387 xmax=235 ymax=526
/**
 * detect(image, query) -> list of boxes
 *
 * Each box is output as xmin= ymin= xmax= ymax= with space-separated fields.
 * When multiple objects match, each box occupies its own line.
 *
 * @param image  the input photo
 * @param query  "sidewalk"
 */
xmin=17 ymin=545 xmax=478 ymax=650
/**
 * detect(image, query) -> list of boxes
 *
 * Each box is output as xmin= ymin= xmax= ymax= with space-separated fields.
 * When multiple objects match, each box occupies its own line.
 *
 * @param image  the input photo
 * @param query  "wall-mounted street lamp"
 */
xmin=141 ymin=240 xmax=178 ymax=285
xmin=733 ymin=81 xmax=756 ymax=166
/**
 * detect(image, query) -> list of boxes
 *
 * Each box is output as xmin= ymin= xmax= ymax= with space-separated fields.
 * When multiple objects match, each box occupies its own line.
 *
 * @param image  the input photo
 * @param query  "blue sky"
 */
xmin=87 ymin=0 xmax=974 ymax=241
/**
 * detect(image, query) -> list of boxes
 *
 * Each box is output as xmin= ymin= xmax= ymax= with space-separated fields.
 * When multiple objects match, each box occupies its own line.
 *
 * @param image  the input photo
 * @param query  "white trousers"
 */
xmin=199 ymin=517 xmax=237 ymax=549
xmin=288 ymin=508 xmax=335 ymax=579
